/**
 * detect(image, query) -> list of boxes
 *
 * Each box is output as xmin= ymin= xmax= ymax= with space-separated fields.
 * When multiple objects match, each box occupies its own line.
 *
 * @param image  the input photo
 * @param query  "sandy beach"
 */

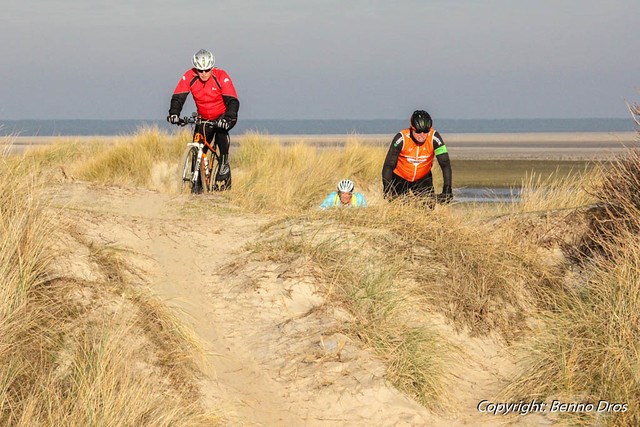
xmin=4 ymin=131 xmax=637 ymax=160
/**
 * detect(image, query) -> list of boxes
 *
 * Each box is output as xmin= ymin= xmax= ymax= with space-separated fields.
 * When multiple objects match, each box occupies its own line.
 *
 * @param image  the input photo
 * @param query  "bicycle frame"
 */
xmin=176 ymin=113 xmax=230 ymax=193
xmin=185 ymin=138 xmax=219 ymax=192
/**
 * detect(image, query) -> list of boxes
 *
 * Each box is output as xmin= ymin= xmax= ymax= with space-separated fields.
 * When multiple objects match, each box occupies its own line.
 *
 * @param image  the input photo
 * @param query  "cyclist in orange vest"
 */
xmin=382 ymin=110 xmax=452 ymax=203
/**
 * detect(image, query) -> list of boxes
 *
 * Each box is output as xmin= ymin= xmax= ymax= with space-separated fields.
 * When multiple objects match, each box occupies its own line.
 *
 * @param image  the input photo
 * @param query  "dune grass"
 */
xmin=72 ymin=127 xmax=185 ymax=186
xmin=0 ymin=155 xmax=59 ymax=424
xmin=14 ymin=128 xmax=595 ymax=206
xmin=501 ymin=148 xmax=640 ymax=426
xmin=13 ymin=127 xmax=188 ymax=192
xmin=230 ymin=133 xmax=383 ymax=213
xmin=0 ymin=145 xmax=218 ymax=425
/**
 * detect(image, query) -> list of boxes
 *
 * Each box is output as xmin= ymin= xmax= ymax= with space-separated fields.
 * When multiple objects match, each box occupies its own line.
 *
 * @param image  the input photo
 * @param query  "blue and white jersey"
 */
xmin=319 ymin=192 xmax=368 ymax=209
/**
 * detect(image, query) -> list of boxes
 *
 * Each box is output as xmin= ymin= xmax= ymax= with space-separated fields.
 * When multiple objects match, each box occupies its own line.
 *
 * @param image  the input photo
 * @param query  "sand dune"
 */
xmin=49 ymin=182 xmax=559 ymax=426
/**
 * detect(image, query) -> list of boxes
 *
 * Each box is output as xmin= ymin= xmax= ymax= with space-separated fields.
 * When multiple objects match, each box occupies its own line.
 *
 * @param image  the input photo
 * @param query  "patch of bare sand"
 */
xmin=49 ymin=182 xmax=557 ymax=426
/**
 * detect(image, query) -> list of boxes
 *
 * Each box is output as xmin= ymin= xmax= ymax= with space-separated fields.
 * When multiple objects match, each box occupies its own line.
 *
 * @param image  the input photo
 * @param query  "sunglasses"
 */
xmin=197 ymin=68 xmax=212 ymax=73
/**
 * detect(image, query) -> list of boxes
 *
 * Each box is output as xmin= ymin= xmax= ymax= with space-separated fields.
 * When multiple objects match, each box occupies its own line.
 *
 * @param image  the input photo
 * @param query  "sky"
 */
xmin=1 ymin=0 xmax=638 ymax=120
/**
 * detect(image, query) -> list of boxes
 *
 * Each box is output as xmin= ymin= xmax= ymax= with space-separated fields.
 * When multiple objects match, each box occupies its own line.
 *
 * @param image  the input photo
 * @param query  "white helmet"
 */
xmin=192 ymin=49 xmax=215 ymax=70
xmin=337 ymin=179 xmax=354 ymax=193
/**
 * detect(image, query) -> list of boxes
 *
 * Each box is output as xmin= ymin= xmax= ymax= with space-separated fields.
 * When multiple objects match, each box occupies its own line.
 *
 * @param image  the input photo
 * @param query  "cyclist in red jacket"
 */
xmin=167 ymin=49 xmax=239 ymax=187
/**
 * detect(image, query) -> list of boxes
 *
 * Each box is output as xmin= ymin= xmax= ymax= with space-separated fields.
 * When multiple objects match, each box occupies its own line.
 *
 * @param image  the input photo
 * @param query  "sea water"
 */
xmin=0 ymin=118 xmax=634 ymax=137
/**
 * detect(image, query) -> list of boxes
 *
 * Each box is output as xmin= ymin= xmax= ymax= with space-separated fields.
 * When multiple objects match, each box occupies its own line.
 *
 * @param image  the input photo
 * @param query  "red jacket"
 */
xmin=172 ymin=68 xmax=238 ymax=120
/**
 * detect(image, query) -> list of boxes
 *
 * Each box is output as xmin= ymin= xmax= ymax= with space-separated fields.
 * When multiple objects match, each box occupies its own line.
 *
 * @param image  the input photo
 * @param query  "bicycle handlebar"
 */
xmin=176 ymin=115 xmax=217 ymax=127
xmin=171 ymin=112 xmax=233 ymax=131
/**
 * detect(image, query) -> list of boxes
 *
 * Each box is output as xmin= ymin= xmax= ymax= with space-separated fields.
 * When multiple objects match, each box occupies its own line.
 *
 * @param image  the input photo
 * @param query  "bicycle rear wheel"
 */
xmin=178 ymin=146 xmax=198 ymax=194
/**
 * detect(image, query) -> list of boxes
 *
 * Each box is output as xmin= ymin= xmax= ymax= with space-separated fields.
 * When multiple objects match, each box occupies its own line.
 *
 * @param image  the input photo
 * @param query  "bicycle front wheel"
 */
xmin=178 ymin=146 xmax=198 ymax=194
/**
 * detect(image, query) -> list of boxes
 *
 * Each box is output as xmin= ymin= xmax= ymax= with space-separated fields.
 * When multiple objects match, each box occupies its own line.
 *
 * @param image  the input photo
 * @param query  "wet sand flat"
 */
xmin=5 ymin=131 xmax=637 ymax=160
xmin=264 ymin=131 xmax=638 ymax=160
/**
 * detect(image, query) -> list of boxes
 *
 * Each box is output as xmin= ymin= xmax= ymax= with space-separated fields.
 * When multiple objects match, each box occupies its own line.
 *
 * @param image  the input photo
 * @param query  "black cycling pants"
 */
xmin=384 ymin=172 xmax=434 ymax=199
xmin=194 ymin=123 xmax=230 ymax=156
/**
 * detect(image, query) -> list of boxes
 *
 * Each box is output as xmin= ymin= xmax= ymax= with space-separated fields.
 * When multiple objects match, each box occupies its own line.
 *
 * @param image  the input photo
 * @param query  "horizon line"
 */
xmin=1 ymin=117 xmax=633 ymax=122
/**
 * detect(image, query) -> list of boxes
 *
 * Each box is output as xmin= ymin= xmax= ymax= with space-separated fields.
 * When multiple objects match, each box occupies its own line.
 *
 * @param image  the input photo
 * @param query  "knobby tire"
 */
xmin=179 ymin=146 xmax=199 ymax=194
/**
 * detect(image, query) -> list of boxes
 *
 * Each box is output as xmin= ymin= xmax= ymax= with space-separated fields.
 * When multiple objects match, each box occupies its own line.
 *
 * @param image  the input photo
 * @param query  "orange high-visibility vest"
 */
xmin=393 ymin=128 xmax=436 ymax=182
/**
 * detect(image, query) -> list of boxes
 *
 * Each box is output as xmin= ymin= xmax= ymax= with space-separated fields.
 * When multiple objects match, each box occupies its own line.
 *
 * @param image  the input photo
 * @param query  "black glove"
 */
xmin=216 ymin=117 xmax=231 ymax=130
xmin=437 ymin=185 xmax=453 ymax=204
xmin=382 ymin=180 xmax=397 ymax=201
xmin=167 ymin=114 xmax=180 ymax=125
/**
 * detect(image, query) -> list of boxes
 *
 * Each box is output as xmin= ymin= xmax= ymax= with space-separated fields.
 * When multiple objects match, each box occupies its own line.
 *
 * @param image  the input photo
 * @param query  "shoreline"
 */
xmin=3 ymin=131 xmax=637 ymax=160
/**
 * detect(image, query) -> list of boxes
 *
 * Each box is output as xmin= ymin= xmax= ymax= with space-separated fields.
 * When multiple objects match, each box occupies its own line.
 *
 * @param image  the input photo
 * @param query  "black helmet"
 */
xmin=410 ymin=110 xmax=432 ymax=133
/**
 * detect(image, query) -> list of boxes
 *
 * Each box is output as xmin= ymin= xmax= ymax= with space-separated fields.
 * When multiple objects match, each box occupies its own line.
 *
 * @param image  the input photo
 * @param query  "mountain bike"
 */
xmin=174 ymin=113 xmax=231 ymax=194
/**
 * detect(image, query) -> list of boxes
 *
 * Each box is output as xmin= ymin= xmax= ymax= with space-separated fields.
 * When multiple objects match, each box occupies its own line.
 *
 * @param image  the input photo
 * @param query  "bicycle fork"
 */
xmin=186 ymin=142 xmax=204 ymax=191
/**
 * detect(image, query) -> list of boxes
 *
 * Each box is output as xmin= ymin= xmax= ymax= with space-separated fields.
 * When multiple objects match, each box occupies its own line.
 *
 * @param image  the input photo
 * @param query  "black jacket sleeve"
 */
xmin=433 ymin=132 xmax=452 ymax=193
xmin=222 ymin=95 xmax=240 ymax=120
xmin=169 ymin=93 xmax=189 ymax=117
xmin=382 ymin=133 xmax=403 ymax=194
xmin=436 ymin=152 xmax=452 ymax=193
